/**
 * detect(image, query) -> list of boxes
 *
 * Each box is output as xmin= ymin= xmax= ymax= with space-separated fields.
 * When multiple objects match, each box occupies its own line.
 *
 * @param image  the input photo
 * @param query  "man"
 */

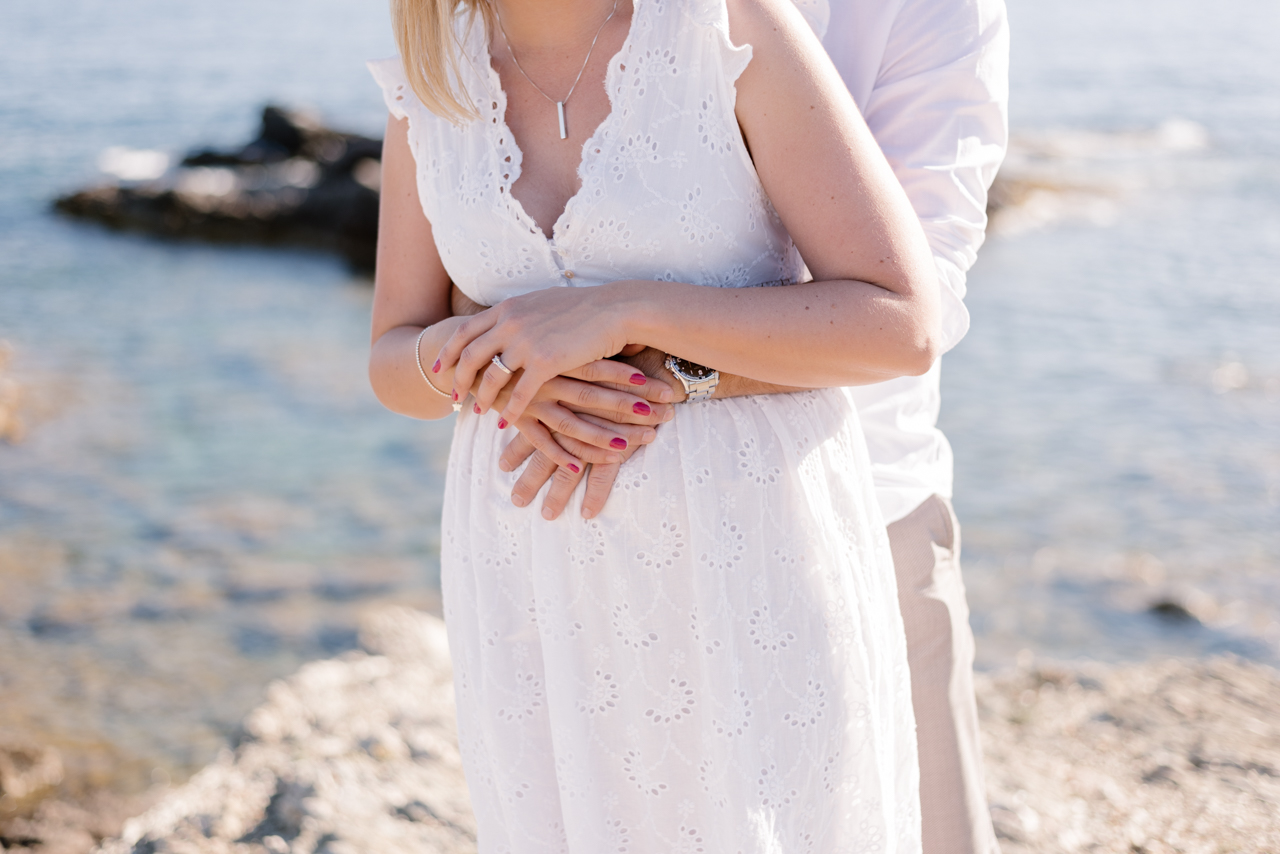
xmin=451 ymin=0 xmax=1008 ymax=849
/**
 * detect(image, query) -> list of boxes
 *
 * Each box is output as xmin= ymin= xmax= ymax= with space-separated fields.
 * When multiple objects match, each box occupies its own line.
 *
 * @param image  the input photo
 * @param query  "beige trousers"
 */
xmin=887 ymin=495 xmax=1000 ymax=854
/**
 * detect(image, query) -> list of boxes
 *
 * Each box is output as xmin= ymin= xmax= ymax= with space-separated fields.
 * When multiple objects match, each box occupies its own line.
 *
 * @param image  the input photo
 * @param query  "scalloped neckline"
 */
xmin=478 ymin=0 xmax=641 ymax=247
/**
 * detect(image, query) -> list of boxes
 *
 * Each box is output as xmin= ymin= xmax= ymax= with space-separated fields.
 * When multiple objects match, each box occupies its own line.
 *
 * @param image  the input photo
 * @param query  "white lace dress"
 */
xmin=370 ymin=1 xmax=919 ymax=850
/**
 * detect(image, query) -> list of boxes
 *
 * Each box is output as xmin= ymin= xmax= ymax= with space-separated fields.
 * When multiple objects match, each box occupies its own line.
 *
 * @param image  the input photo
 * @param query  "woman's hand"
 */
xmin=476 ymin=359 xmax=673 ymax=471
xmin=435 ymin=284 xmax=642 ymax=425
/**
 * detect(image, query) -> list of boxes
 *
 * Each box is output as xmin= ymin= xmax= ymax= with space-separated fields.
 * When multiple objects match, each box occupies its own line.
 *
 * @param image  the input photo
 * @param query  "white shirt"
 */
xmin=820 ymin=0 xmax=1010 ymax=524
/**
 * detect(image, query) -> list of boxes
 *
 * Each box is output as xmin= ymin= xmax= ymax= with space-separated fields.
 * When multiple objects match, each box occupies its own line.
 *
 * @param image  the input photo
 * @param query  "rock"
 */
xmin=79 ymin=607 xmax=1280 ymax=854
xmin=0 ymin=341 xmax=25 ymax=444
xmin=0 ymin=792 xmax=158 ymax=854
xmin=53 ymin=107 xmax=382 ymax=271
xmin=92 ymin=608 xmax=474 ymax=854
xmin=0 ymin=741 xmax=63 ymax=801
xmin=979 ymin=657 xmax=1280 ymax=853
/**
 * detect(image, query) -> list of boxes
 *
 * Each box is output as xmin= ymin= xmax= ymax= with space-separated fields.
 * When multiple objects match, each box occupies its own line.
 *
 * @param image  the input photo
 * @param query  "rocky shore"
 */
xmin=4 ymin=607 xmax=1277 ymax=854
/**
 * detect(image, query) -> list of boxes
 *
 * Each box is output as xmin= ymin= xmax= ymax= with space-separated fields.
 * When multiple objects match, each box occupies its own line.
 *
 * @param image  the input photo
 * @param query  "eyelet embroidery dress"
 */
xmin=370 ymin=1 xmax=919 ymax=851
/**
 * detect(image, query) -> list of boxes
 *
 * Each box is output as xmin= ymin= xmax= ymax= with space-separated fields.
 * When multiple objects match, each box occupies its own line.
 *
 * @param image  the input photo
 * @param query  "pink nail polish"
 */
xmin=567 ymin=463 xmax=581 ymax=474
xmin=633 ymin=401 xmax=651 ymax=415
xmin=431 ymin=359 xmax=441 ymax=373
xmin=610 ymin=438 xmax=627 ymax=449
xmin=473 ymin=403 xmax=482 ymax=414
xmin=498 ymin=418 xmax=508 ymax=429
xmin=451 ymin=390 xmax=458 ymax=401
xmin=629 ymin=373 xmax=647 ymax=385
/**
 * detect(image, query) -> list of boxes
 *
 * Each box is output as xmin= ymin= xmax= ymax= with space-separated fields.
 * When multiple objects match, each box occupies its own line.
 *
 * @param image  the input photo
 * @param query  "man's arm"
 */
xmin=450 ymin=283 xmax=486 ymax=318
xmin=651 ymin=0 xmax=1011 ymax=400
xmin=827 ymin=0 xmax=1010 ymax=352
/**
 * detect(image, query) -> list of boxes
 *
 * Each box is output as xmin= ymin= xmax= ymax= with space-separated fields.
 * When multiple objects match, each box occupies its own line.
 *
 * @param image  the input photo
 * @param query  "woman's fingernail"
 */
xmin=498 ymin=418 xmax=508 ymax=429
xmin=542 ymin=507 xmax=555 ymax=520
xmin=567 ymin=463 xmax=581 ymax=474
xmin=630 ymin=373 xmax=647 ymax=385
xmin=432 ymin=359 xmax=441 ymax=373
xmin=610 ymin=437 xmax=627 ymax=449
xmin=451 ymin=390 xmax=459 ymax=401
xmin=663 ymin=409 xmax=675 ymax=422
xmin=499 ymin=460 xmax=512 ymax=472
xmin=511 ymin=494 xmax=526 ymax=506
xmin=643 ymin=429 xmax=657 ymax=443
xmin=582 ymin=507 xmax=595 ymax=519
xmin=473 ymin=403 xmax=482 ymax=414
xmin=633 ymin=401 xmax=651 ymax=415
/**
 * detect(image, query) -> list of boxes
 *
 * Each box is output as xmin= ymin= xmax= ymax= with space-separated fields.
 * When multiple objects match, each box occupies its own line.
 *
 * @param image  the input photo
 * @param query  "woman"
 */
xmin=368 ymin=0 xmax=939 ymax=848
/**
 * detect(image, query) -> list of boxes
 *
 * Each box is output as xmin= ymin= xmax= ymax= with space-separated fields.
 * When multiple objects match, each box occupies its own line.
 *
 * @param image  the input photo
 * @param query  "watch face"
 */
xmin=670 ymin=357 xmax=712 ymax=380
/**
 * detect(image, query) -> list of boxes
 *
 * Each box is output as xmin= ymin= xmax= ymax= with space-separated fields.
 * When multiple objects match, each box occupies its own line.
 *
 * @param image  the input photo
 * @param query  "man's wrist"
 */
xmin=654 ymin=363 xmax=688 ymax=403
xmin=664 ymin=354 xmax=719 ymax=402
xmin=623 ymin=347 xmax=687 ymax=402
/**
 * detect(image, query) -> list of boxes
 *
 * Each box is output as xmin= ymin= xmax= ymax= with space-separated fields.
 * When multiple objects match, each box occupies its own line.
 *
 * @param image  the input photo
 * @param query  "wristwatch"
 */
xmin=664 ymin=354 xmax=719 ymax=402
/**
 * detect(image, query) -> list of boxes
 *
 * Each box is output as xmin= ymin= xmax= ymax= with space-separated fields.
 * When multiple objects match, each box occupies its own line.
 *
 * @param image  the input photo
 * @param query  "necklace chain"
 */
xmin=493 ymin=0 xmax=620 ymax=139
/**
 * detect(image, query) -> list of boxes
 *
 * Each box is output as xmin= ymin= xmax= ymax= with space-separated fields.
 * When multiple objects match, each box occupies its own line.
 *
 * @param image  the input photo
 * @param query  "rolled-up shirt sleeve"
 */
xmin=825 ymin=0 xmax=1010 ymax=353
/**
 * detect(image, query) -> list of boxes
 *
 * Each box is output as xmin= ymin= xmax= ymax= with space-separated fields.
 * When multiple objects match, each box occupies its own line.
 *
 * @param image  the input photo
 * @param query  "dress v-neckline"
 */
xmin=478 ymin=0 xmax=641 ymax=247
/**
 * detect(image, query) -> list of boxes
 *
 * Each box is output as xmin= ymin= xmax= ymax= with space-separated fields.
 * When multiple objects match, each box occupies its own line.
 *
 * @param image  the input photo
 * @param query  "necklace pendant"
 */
xmin=556 ymin=101 xmax=567 ymax=140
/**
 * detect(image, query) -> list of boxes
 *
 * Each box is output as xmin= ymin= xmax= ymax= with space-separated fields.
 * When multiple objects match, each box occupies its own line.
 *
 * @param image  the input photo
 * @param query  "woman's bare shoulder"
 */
xmin=724 ymin=0 xmax=823 ymax=58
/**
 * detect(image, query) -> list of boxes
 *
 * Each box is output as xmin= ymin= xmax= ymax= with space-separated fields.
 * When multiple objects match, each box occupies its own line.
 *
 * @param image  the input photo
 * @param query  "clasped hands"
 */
xmin=438 ymin=283 xmax=685 ymax=520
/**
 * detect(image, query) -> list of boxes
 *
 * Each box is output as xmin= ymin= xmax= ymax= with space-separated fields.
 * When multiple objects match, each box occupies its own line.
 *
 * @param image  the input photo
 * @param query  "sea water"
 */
xmin=1 ymin=0 xmax=1277 ymax=799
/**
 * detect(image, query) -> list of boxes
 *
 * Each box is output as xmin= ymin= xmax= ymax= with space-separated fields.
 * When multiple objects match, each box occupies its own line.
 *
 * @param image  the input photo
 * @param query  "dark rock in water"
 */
xmin=1149 ymin=598 xmax=1200 ymax=623
xmin=0 ymin=740 xmax=63 ymax=801
xmin=54 ymin=107 xmax=383 ymax=271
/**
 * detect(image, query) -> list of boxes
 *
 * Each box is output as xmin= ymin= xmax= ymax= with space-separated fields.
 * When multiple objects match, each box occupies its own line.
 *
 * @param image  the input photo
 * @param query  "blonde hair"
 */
xmin=391 ymin=0 xmax=492 ymax=123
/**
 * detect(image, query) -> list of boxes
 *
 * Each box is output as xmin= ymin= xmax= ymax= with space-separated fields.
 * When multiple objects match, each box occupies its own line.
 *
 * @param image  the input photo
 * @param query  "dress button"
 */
xmin=563 ymin=270 xmax=575 ymax=279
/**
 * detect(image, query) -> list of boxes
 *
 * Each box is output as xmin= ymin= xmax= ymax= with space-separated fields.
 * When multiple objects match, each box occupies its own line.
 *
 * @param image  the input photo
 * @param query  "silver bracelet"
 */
xmin=416 ymin=326 xmax=461 ymax=412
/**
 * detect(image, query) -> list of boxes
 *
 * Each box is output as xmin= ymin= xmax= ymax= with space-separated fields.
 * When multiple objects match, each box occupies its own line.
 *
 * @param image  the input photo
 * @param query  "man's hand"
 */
xmin=622 ymin=346 xmax=687 ymax=403
xmin=449 ymin=284 xmax=799 ymax=518
xmin=497 ymin=346 xmax=806 ymax=519
xmin=450 ymin=284 xmax=672 ymax=471
xmin=500 ymin=421 xmax=643 ymax=520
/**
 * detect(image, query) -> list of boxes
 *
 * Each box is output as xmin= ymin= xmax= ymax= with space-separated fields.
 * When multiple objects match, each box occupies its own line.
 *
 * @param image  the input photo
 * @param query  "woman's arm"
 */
xmin=368 ymin=113 xmax=467 ymax=422
xmin=630 ymin=0 xmax=943 ymax=380
xmin=369 ymin=116 xmax=673 ymax=470
xmin=437 ymin=0 xmax=940 ymax=424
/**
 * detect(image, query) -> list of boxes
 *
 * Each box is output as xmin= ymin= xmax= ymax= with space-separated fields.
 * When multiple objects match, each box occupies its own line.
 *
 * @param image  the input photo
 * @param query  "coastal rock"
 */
xmin=0 ymin=342 xmax=25 ymax=444
xmin=980 ymin=657 xmax=1280 ymax=853
xmin=53 ymin=108 xmax=382 ymax=271
xmin=0 ymin=741 xmax=63 ymax=801
xmin=71 ymin=608 xmax=1280 ymax=854
xmin=92 ymin=608 xmax=473 ymax=854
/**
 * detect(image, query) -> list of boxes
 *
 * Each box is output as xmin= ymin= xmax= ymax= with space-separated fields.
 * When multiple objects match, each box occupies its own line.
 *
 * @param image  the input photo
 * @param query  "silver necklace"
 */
xmin=493 ymin=0 xmax=620 ymax=140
